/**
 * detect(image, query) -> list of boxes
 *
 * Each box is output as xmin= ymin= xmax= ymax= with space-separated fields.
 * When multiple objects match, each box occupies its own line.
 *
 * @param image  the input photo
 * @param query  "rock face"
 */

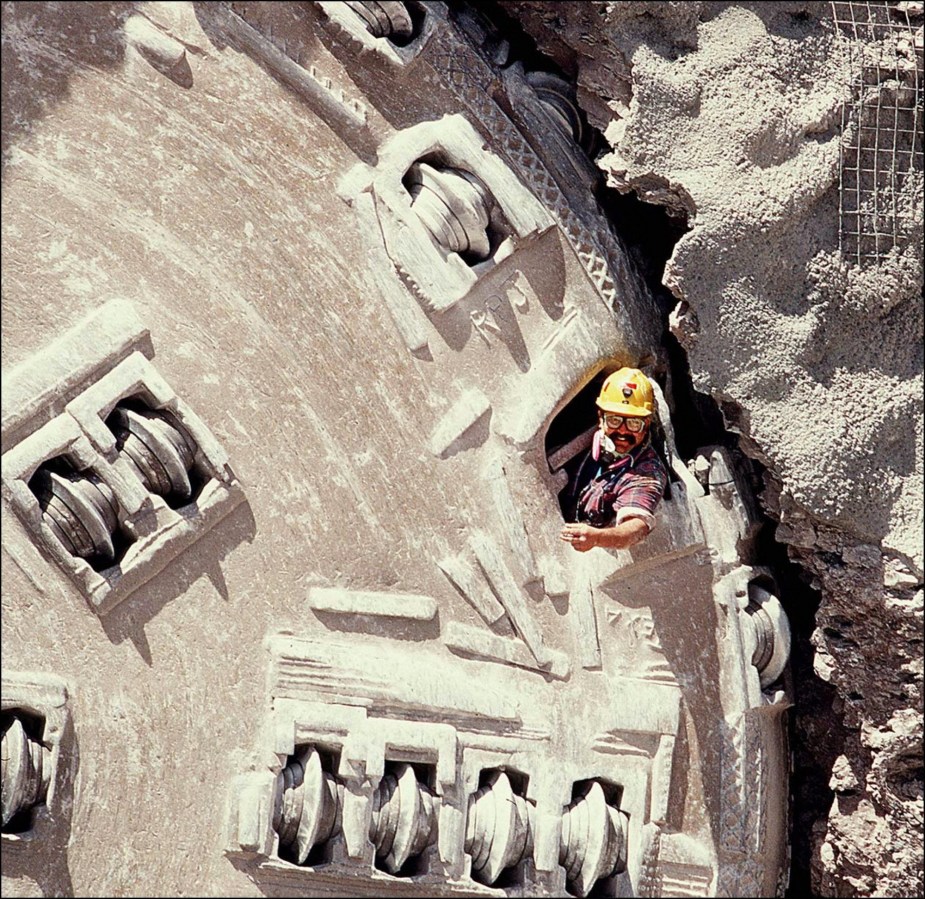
xmin=496 ymin=1 xmax=923 ymax=895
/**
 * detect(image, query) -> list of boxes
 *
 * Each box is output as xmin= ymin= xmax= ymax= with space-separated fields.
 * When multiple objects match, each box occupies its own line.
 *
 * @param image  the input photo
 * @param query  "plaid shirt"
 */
xmin=576 ymin=441 xmax=668 ymax=531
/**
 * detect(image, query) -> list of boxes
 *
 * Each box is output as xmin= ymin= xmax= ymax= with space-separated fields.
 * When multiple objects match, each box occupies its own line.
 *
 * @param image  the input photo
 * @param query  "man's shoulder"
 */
xmin=633 ymin=443 xmax=667 ymax=474
xmin=633 ymin=443 xmax=665 ymax=469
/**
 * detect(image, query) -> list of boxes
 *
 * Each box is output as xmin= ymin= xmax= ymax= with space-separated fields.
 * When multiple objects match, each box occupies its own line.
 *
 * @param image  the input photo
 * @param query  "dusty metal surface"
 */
xmin=1 ymin=3 xmax=793 ymax=896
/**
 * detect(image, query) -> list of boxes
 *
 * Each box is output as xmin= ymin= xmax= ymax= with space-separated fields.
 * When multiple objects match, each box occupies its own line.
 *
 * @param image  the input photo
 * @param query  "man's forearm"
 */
xmin=592 ymin=518 xmax=650 ymax=548
xmin=560 ymin=517 xmax=651 ymax=551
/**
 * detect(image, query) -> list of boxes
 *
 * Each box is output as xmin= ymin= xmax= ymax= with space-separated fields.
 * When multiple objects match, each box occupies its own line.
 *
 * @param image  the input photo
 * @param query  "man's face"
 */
xmin=600 ymin=411 xmax=649 ymax=453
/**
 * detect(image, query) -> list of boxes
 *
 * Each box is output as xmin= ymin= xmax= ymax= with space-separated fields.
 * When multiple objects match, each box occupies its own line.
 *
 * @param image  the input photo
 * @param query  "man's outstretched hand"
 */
xmin=560 ymin=522 xmax=598 ymax=552
xmin=559 ymin=518 xmax=650 ymax=551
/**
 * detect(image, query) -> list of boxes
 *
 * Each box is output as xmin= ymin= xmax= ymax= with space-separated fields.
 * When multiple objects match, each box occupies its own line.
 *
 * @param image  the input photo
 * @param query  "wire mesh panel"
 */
xmin=830 ymin=1 xmax=924 ymax=265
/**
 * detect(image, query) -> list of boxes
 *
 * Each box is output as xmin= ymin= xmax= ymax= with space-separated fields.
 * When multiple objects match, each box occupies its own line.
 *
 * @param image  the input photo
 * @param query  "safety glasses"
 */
xmin=602 ymin=413 xmax=645 ymax=432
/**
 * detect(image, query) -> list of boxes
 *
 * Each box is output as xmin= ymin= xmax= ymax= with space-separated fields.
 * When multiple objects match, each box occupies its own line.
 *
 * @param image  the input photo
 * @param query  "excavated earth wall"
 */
xmin=497 ymin=1 xmax=923 ymax=896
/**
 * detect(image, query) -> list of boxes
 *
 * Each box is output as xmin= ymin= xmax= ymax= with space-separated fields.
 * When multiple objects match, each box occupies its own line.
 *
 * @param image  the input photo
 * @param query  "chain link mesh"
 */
xmin=830 ymin=2 xmax=924 ymax=264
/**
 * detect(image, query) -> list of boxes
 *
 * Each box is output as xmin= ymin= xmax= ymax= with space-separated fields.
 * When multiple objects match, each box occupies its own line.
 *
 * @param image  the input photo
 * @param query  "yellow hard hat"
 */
xmin=596 ymin=368 xmax=655 ymax=416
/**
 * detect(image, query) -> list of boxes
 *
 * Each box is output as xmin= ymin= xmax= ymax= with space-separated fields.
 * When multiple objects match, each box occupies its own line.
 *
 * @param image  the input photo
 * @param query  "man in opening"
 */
xmin=560 ymin=368 xmax=668 ymax=552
